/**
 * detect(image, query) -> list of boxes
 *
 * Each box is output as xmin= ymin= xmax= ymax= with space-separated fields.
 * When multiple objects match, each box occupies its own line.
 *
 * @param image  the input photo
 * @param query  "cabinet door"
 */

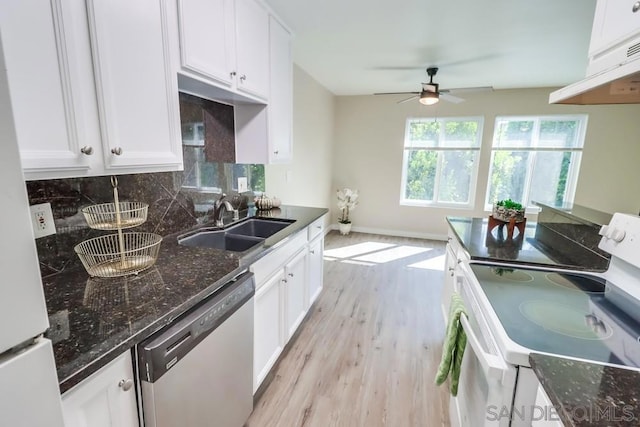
xmin=234 ymin=0 xmax=269 ymax=99
xmin=177 ymin=0 xmax=235 ymax=87
xmin=268 ymin=16 xmax=293 ymax=163
xmin=589 ymin=0 xmax=640 ymax=57
xmin=62 ymin=352 xmax=138 ymax=427
xmin=254 ymin=270 xmax=284 ymax=392
xmin=284 ymin=250 xmax=308 ymax=340
xmin=86 ymin=0 xmax=182 ymax=172
xmin=442 ymin=244 xmax=457 ymax=323
xmin=308 ymin=236 xmax=324 ymax=306
xmin=1 ymin=0 xmax=92 ymax=177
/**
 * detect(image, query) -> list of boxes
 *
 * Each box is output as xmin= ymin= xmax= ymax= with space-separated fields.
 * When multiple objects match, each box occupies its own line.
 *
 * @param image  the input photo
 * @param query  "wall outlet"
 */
xmin=29 ymin=202 xmax=56 ymax=239
xmin=238 ymin=177 xmax=248 ymax=193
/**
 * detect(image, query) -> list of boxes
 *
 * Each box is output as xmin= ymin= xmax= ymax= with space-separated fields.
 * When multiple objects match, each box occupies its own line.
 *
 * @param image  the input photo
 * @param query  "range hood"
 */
xmin=549 ymin=57 xmax=640 ymax=105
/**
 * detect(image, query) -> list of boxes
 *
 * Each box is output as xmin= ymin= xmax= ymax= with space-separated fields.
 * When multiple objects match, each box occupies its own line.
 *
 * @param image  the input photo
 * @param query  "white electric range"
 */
xmin=450 ymin=213 xmax=640 ymax=427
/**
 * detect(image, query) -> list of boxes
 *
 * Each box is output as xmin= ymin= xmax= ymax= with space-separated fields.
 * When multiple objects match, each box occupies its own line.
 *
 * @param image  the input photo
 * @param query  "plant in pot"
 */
xmin=337 ymin=188 xmax=359 ymax=235
xmin=492 ymin=199 xmax=525 ymax=223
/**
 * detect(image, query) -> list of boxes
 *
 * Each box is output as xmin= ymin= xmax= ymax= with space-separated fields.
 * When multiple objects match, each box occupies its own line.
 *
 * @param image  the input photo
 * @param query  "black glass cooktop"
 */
xmin=470 ymin=264 xmax=640 ymax=368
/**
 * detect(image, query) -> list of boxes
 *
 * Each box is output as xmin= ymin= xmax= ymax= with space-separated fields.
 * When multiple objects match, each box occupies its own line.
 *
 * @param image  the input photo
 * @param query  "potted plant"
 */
xmin=337 ymin=188 xmax=359 ymax=235
xmin=492 ymin=198 xmax=525 ymax=223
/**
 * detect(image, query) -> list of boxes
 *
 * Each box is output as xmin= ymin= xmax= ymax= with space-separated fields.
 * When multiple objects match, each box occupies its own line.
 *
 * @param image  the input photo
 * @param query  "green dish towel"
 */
xmin=435 ymin=292 xmax=467 ymax=396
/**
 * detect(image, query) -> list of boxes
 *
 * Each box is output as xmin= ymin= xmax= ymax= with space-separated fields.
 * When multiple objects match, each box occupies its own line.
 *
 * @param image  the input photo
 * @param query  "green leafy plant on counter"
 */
xmin=496 ymin=199 xmax=523 ymax=211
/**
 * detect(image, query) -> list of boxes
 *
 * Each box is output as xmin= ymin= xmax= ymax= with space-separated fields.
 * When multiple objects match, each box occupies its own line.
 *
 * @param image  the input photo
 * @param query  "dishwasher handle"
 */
xmin=138 ymin=272 xmax=255 ymax=383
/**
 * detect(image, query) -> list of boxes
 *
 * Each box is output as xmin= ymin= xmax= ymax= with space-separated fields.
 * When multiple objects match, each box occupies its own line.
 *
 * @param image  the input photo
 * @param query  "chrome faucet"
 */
xmin=213 ymin=194 xmax=238 ymax=227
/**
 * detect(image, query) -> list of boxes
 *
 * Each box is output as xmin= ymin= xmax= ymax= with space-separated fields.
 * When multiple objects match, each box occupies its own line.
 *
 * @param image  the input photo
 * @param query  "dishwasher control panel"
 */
xmin=138 ymin=271 xmax=255 ymax=382
xmin=192 ymin=277 xmax=254 ymax=338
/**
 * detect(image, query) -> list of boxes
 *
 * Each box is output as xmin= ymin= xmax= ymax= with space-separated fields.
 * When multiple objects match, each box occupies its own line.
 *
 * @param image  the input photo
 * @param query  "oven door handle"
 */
xmin=459 ymin=314 xmax=509 ymax=383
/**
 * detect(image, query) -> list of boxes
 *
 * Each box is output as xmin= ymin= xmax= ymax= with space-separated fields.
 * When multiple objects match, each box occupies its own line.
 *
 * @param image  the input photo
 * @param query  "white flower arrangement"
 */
xmin=337 ymin=188 xmax=359 ymax=224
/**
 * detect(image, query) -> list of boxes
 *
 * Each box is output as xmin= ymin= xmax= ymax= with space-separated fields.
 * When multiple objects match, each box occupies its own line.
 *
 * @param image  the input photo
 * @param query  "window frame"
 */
xmin=483 ymin=114 xmax=588 ymax=211
xmin=399 ymin=116 xmax=484 ymax=209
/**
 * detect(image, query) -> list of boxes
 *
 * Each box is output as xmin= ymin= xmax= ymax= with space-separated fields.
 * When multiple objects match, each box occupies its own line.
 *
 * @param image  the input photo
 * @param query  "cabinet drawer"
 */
xmin=307 ymin=217 xmax=325 ymax=241
xmin=251 ymin=230 xmax=307 ymax=286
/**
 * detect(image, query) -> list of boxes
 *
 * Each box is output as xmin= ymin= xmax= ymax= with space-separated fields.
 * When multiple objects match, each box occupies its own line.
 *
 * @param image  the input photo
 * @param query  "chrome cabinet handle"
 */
xmin=633 ymin=1 xmax=640 ymax=12
xmin=230 ymin=71 xmax=237 ymax=78
xmin=111 ymin=147 xmax=123 ymax=156
xmin=282 ymin=278 xmax=287 ymax=283
xmin=240 ymin=75 xmax=246 ymax=82
xmin=310 ymin=250 xmax=315 ymax=254
xmin=118 ymin=379 xmax=133 ymax=391
xmin=288 ymin=273 xmax=294 ymax=277
xmin=273 ymin=150 xmax=279 ymax=155
xmin=80 ymin=146 xmax=93 ymax=155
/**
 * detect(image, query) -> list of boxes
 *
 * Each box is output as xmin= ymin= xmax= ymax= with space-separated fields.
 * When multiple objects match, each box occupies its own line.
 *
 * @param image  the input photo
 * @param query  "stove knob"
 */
xmin=612 ymin=229 xmax=626 ymax=243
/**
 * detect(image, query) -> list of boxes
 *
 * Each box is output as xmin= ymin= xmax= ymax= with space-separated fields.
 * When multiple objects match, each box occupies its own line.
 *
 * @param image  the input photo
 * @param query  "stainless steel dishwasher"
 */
xmin=138 ymin=271 xmax=254 ymax=427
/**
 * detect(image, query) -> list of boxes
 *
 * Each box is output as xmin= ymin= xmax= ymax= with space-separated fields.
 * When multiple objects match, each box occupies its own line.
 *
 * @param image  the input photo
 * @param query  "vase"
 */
xmin=339 ymin=222 xmax=352 ymax=235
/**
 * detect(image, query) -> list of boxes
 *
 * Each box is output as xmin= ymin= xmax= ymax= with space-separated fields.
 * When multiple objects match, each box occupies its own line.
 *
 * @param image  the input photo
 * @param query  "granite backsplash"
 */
xmin=26 ymin=165 xmax=263 ymax=279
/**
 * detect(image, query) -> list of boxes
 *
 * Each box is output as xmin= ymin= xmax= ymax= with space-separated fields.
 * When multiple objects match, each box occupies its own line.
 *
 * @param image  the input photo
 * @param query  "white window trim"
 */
xmin=484 ymin=114 xmax=588 ymax=211
xmin=399 ymin=116 xmax=484 ymax=209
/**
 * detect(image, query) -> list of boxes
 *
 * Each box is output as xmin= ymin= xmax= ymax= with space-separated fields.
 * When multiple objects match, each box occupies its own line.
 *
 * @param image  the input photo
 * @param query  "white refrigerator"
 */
xmin=0 ymin=29 xmax=65 ymax=427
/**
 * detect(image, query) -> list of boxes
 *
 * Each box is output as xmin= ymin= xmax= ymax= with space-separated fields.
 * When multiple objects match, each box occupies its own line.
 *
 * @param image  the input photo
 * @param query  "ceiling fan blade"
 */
xmin=440 ymin=93 xmax=465 ymax=104
xmin=374 ymin=92 xmax=420 ymax=95
xmin=440 ymin=86 xmax=493 ymax=94
xmin=398 ymin=95 xmax=419 ymax=104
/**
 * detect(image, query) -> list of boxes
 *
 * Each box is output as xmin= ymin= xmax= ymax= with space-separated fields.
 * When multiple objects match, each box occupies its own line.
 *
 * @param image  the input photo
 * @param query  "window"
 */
xmin=485 ymin=115 xmax=587 ymax=210
xmin=400 ymin=117 xmax=483 ymax=208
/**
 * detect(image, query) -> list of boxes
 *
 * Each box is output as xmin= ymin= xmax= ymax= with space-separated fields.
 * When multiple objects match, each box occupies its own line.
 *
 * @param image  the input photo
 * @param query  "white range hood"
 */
xmin=550 ymin=57 xmax=640 ymax=105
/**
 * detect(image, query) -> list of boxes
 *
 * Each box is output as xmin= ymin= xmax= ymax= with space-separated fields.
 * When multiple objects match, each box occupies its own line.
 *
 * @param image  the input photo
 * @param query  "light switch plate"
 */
xmin=29 ymin=202 xmax=56 ymax=239
xmin=238 ymin=177 xmax=248 ymax=192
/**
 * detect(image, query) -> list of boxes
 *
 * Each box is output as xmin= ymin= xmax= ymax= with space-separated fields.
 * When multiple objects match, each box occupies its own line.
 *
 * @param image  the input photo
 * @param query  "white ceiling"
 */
xmin=264 ymin=0 xmax=597 ymax=96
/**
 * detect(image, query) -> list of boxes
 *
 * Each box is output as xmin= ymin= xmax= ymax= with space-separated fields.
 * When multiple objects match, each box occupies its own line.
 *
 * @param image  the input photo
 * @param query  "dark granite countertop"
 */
xmin=44 ymin=205 xmax=327 ymax=393
xmin=530 ymin=353 xmax=640 ymax=426
xmin=534 ymin=201 xmax=613 ymax=228
xmin=447 ymin=217 xmax=606 ymax=271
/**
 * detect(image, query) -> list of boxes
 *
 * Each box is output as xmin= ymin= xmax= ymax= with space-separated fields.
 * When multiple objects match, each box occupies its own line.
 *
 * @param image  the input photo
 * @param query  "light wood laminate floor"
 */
xmin=247 ymin=231 xmax=451 ymax=427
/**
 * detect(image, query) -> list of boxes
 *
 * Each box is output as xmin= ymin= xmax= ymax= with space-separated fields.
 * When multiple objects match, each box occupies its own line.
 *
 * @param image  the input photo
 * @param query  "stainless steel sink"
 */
xmin=178 ymin=218 xmax=295 ymax=252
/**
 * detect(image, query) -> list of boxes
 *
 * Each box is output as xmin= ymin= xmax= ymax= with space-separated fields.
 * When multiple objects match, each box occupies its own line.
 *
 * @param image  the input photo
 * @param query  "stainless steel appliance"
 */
xmin=138 ymin=272 xmax=255 ymax=427
xmin=450 ymin=213 xmax=640 ymax=426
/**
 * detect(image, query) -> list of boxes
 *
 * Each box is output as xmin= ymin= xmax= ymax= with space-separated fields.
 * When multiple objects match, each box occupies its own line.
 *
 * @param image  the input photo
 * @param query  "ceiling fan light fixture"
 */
xmin=419 ymin=90 xmax=439 ymax=105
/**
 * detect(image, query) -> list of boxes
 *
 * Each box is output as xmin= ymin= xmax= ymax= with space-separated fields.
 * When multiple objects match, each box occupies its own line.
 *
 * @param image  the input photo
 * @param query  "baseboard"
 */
xmin=329 ymin=224 xmax=447 ymax=241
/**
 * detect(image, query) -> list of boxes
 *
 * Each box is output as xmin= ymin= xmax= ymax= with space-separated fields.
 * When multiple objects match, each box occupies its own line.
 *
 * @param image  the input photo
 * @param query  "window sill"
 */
xmin=400 ymin=200 xmax=474 ymax=210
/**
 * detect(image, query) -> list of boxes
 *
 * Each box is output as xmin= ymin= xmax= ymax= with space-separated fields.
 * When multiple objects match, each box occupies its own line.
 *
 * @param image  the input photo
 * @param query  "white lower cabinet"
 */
xmin=253 ymin=269 xmax=284 ymax=392
xmin=62 ymin=351 xmax=138 ymax=427
xmin=308 ymin=235 xmax=324 ymax=306
xmin=532 ymin=384 xmax=564 ymax=427
xmin=284 ymin=250 xmax=308 ymax=340
xmin=252 ymin=217 xmax=326 ymax=392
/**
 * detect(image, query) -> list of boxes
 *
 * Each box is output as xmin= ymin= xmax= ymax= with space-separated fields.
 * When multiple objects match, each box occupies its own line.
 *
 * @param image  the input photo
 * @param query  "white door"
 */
xmin=285 ymin=250 xmax=307 ymax=340
xmin=234 ymin=0 xmax=269 ymax=99
xmin=86 ymin=0 xmax=183 ymax=171
xmin=308 ymin=237 xmax=324 ymax=305
xmin=253 ymin=270 xmax=284 ymax=392
xmin=0 ymin=339 xmax=65 ymax=427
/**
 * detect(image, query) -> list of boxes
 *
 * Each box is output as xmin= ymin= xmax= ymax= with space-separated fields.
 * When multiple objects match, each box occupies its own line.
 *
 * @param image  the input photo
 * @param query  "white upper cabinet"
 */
xmin=587 ymin=0 xmax=640 ymax=75
xmin=177 ymin=0 xmax=235 ymax=88
xmin=2 ymin=0 xmax=183 ymax=180
xmin=0 ymin=0 xmax=92 ymax=177
xmin=177 ymin=0 xmax=269 ymax=101
xmin=234 ymin=0 xmax=270 ymax=99
xmin=86 ymin=0 xmax=183 ymax=172
xmin=268 ymin=16 xmax=293 ymax=163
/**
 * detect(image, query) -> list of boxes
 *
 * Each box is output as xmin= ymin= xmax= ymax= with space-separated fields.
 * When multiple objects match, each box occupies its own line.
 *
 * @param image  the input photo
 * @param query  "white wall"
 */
xmin=266 ymin=65 xmax=335 ymax=220
xmin=332 ymin=88 xmax=640 ymax=239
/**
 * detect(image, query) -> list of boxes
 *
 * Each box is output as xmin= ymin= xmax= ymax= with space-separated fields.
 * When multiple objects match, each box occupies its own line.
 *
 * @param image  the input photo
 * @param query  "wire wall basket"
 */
xmin=75 ymin=176 xmax=161 ymax=278
xmin=82 ymin=202 xmax=148 ymax=230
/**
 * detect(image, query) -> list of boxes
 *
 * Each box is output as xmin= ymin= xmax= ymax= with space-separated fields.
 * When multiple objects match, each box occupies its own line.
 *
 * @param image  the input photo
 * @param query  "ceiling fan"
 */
xmin=374 ymin=67 xmax=492 ymax=105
